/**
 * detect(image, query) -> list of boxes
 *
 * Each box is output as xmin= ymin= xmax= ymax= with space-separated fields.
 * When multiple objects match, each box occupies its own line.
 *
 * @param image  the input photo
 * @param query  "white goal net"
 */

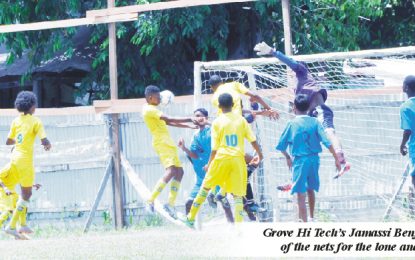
xmin=194 ymin=46 xmax=415 ymax=222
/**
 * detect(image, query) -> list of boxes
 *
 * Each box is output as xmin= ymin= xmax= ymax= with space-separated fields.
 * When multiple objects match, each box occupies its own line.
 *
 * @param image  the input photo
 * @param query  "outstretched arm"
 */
xmin=167 ymin=122 xmax=198 ymax=129
xmin=245 ymin=91 xmax=279 ymax=120
xmin=254 ymin=42 xmax=306 ymax=73
xmin=160 ymin=115 xmax=196 ymax=125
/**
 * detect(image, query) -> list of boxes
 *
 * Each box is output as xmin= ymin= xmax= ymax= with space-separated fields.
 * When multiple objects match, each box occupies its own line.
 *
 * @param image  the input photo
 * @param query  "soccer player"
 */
xmin=0 ymin=165 xmax=41 ymax=232
xmin=142 ymin=85 xmax=196 ymax=218
xmin=399 ymin=75 xmax=415 ymax=189
xmin=208 ymin=75 xmax=279 ymax=119
xmin=276 ymin=94 xmax=340 ymax=222
xmin=254 ymin=42 xmax=348 ymax=168
xmin=177 ymin=108 xmax=213 ymax=214
xmin=178 ymin=108 xmax=234 ymax=222
xmin=0 ymin=164 xmax=19 ymax=228
xmin=4 ymin=91 xmax=51 ymax=239
xmin=182 ymin=93 xmax=263 ymax=228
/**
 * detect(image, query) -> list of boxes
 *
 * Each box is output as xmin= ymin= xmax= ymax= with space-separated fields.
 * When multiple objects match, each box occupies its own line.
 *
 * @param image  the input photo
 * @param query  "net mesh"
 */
xmin=195 ymin=47 xmax=415 ymax=222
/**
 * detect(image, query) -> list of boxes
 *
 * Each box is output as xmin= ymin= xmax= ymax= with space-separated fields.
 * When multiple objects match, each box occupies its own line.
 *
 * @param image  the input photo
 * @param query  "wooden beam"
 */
xmin=0 ymin=13 xmax=138 ymax=34
xmin=0 ymin=0 xmax=254 ymax=34
xmin=87 ymin=0 xmax=257 ymax=17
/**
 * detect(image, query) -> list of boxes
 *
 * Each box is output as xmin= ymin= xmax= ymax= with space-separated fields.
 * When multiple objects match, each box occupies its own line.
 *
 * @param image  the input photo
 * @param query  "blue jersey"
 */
xmin=276 ymin=115 xmax=331 ymax=157
xmin=400 ymin=97 xmax=415 ymax=158
xmin=189 ymin=127 xmax=211 ymax=180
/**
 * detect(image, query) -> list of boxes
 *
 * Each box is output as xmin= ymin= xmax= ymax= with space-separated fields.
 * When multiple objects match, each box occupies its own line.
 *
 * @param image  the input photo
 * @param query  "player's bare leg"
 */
xmin=164 ymin=167 xmax=183 ymax=219
xmin=146 ymin=166 xmax=175 ymax=213
xmin=312 ymin=93 xmax=350 ymax=177
xmin=297 ymin=193 xmax=307 ymax=222
xmin=307 ymin=189 xmax=315 ymax=221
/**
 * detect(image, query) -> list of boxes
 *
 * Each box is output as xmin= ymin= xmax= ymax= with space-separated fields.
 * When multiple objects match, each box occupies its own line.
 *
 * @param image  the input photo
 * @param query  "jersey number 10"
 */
xmin=225 ymin=134 xmax=238 ymax=147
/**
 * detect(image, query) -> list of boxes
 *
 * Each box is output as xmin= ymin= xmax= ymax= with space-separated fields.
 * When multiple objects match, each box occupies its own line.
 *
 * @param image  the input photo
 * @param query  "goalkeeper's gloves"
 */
xmin=254 ymin=41 xmax=274 ymax=56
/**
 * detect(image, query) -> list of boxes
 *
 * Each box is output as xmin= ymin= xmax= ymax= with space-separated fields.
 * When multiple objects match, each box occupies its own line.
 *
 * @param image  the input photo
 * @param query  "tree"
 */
xmin=1 ymin=0 xmax=414 ymax=102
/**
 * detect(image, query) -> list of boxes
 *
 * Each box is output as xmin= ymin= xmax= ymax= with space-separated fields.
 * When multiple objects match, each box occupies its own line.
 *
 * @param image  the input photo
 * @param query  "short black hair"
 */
xmin=194 ymin=108 xmax=208 ymax=117
xmin=208 ymin=75 xmax=222 ymax=87
xmin=218 ymin=93 xmax=233 ymax=109
xmin=15 ymin=91 xmax=37 ymax=113
xmin=144 ymin=85 xmax=160 ymax=98
xmin=404 ymin=75 xmax=415 ymax=92
xmin=294 ymin=94 xmax=310 ymax=112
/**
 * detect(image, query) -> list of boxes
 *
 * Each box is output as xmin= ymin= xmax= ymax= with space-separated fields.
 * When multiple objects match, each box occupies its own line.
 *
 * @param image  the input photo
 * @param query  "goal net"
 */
xmin=194 ymin=46 xmax=415 ymax=222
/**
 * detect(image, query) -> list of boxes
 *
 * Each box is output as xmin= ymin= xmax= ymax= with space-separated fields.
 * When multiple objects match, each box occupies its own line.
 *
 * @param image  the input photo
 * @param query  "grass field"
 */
xmin=0 ymin=222 xmax=240 ymax=259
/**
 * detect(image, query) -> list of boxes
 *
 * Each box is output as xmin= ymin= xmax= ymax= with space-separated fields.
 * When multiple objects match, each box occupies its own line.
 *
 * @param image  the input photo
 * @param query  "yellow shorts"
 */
xmin=8 ymin=161 xmax=35 ymax=188
xmin=203 ymin=157 xmax=247 ymax=196
xmin=0 ymin=189 xmax=18 ymax=212
xmin=154 ymin=144 xmax=182 ymax=168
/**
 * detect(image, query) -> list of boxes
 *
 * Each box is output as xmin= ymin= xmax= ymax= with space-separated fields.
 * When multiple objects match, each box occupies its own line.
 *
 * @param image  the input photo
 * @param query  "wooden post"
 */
xmin=108 ymin=0 xmax=125 ymax=229
xmin=281 ymin=0 xmax=292 ymax=55
xmin=281 ymin=0 xmax=295 ymax=90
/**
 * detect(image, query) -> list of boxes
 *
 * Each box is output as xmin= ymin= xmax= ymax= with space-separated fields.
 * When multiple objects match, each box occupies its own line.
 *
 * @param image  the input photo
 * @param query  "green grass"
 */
xmin=0 ymin=223 xmax=238 ymax=259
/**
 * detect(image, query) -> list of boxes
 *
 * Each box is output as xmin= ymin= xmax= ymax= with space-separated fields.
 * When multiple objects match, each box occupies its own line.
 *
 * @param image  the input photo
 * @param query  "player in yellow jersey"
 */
xmin=143 ymin=85 xmax=197 ymax=218
xmin=0 ymin=163 xmax=41 ymax=235
xmin=3 ymin=91 xmax=51 ymax=239
xmin=0 ymin=163 xmax=19 ymax=228
xmin=182 ymin=93 xmax=263 ymax=228
xmin=208 ymin=75 xmax=279 ymax=119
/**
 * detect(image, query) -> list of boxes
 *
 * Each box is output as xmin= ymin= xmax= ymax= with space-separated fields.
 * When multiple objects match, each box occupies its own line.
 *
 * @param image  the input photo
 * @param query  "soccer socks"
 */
xmin=234 ymin=196 xmax=244 ymax=223
xmin=246 ymin=183 xmax=254 ymax=201
xmin=9 ymin=198 xmax=28 ymax=229
xmin=188 ymin=189 xmax=208 ymax=221
xmin=168 ymin=180 xmax=181 ymax=207
xmin=0 ymin=211 xmax=10 ymax=226
xmin=148 ymin=180 xmax=167 ymax=203
xmin=19 ymin=207 xmax=27 ymax=226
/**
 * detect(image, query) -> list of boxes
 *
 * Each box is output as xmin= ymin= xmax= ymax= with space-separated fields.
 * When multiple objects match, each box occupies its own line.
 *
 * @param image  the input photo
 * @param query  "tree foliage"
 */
xmin=0 ymin=0 xmax=414 ymax=101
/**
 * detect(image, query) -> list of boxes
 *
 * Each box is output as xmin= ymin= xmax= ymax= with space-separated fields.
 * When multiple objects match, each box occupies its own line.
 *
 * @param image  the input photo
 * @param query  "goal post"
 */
xmin=194 ymin=45 xmax=415 ymax=222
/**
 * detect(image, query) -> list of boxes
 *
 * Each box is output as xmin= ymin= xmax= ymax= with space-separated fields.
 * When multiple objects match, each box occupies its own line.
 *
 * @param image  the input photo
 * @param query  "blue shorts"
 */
xmin=409 ymin=157 xmax=415 ymax=177
xmin=291 ymin=155 xmax=320 ymax=194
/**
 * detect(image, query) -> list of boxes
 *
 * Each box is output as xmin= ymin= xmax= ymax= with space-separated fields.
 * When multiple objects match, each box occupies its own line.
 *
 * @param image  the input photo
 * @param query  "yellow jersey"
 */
xmin=142 ymin=104 xmax=175 ymax=147
xmin=211 ymin=112 xmax=256 ymax=159
xmin=8 ymin=114 xmax=47 ymax=164
xmin=211 ymin=82 xmax=249 ymax=116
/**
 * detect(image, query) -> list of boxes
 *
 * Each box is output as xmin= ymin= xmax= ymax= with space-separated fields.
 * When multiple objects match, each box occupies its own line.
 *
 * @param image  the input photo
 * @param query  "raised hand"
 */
xmin=178 ymin=138 xmax=185 ymax=149
xmin=254 ymin=42 xmax=274 ymax=56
